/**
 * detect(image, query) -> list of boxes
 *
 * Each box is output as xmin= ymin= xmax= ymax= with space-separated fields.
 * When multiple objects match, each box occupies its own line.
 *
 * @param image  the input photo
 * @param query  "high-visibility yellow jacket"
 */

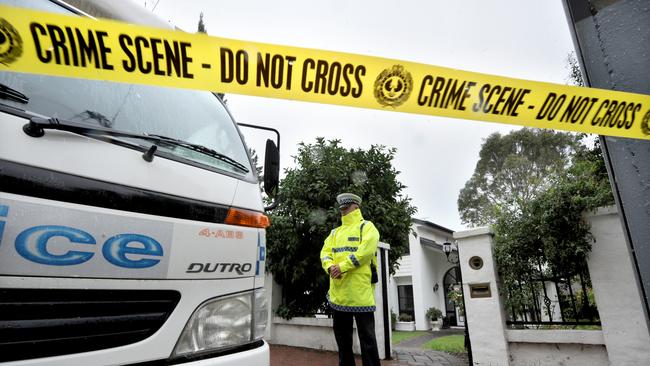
xmin=320 ymin=208 xmax=379 ymax=312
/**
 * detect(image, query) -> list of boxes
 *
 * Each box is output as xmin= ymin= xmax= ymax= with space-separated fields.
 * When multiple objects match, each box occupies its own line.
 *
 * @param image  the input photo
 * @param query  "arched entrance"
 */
xmin=443 ymin=266 xmax=461 ymax=326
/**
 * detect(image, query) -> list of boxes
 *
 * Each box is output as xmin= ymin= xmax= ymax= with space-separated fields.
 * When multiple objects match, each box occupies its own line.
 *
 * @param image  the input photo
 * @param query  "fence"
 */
xmin=454 ymin=207 xmax=650 ymax=366
xmin=503 ymin=261 xmax=600 ymax=328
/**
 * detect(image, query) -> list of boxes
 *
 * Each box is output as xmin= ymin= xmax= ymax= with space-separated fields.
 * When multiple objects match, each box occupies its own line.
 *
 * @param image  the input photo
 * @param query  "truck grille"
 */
xmin=0 ymin=288 xmax=181 ymax=362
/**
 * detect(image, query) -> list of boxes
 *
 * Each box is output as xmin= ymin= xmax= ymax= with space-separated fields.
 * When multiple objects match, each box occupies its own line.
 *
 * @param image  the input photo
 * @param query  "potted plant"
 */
xmin=442 ymin=315 xmax=450 ymax=329
xmin=426 ymin=307 xmax=443 ymax=331
xmin=395 ymin=313 xmax=415 ymax=331
xmin=390 ymin=310 xmax=397 ymax=330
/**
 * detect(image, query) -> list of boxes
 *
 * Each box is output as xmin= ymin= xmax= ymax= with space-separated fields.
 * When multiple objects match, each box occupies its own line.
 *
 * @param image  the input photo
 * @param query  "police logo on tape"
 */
xmin=374 ymin=65 xmax=412 ymax=107
xmin=642 ymin=109 xmax=650 ymax=136
xmin=0 ymin=18 xmax=22 ymax=65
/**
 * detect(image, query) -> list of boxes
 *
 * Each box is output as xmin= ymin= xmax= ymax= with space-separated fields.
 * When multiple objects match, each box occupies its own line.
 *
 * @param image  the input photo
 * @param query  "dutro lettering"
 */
xmin=186 ymin=262 xmax=253 ymax=275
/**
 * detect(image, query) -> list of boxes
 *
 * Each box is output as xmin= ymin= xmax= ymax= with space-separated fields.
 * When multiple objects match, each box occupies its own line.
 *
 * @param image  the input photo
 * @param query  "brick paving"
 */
xmin=270 ymin=345 xmax=397 ymax=366
xmin=392 ymin=349 xmax=467 ymax=366
xmin=269 ymin=327 xmax=468 ymax=366
xmin=391 ymin=328 xmax=468 ymax=366
xmin=270 ymin=336 xmax=468 ymax=366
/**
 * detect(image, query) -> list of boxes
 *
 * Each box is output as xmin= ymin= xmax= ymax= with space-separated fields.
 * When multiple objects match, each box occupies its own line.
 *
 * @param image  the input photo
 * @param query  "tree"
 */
xmin=266 ymin=138 xmax=417 ymax=318
xmin=493 ymin=140 xmax=613 ymax=318
xmin=464 ymin=53 xmax=613 ymax=322
xmin=197 ymin=12 xmax=207 ymax=33
xmin=248 ymin=147 xmax=263 ymax=184
xmin=566 ymin=51 xmax=584 ymax=87
xmin=457 ymin=128 xmax=584 ymax=227
xmin=196 ymin=12 xmax=226 ymax=102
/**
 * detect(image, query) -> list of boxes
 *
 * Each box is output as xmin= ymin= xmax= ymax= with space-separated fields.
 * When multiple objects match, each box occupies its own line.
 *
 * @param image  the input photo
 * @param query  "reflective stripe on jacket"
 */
xmin=320 ymin=208 xmax=379 ymax=312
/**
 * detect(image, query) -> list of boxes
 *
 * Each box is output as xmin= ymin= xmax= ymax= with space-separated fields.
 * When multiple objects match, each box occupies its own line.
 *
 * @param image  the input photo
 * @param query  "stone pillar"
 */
xmin=454 ymin=227 xmax=510 ymax=366
xmin=586 ymin=207 xmax=650 ymax=365
xmin=264 ymin=272 xmax=283 ymax=341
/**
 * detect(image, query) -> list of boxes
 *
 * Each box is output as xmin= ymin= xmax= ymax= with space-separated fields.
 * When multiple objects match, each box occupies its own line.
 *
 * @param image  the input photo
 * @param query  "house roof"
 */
xmin=411 ymin=218 xmax=454 ymax=235
xmin=420 ymin=237 xmax=443 ymax=250
xmin=420 ymin=236 xmax=458 ymax=255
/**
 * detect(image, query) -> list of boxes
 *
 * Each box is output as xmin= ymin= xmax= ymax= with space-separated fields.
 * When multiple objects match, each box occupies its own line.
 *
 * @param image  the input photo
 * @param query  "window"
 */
xmin=0 ymin=0 xmax=253 ymax=180
xmin=397 ymin=285 xmax=414 ymax=319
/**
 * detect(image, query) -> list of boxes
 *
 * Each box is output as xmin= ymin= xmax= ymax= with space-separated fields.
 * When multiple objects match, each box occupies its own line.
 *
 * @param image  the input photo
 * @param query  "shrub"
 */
xmin=426 ymin=307 xmax=442 ymax=321
xmin=398 ymin=313 xmax=413 ymax=322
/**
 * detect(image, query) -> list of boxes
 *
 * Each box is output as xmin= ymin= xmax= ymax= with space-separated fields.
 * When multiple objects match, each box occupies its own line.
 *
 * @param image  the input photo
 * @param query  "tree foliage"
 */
xmin=493 ymin=139 xmax=613 ymax=317
xmin=266 ymin=138 xmax=417 ymax=317
xmin=196 ymin=12 xmax=227 ymax=102
xmin=566 ymin=51 xmax=584 ymax=87
xmin=197 ymin=12 xmax=207 ymax=33
xmin=460 ymin=55 xmax=612 ymax=320
xmin=248 ymin=147 xmax=263 ymax=185
xmin=458 ymin=128 xmax=584 ymax=227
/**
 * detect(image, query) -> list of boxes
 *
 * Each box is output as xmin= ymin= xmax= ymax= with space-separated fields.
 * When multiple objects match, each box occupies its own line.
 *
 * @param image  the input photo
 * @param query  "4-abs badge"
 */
xmin=0 ymin=18 xmax=22 ymax=66
xmin=374 ymin=65 xmax=413 ymax=107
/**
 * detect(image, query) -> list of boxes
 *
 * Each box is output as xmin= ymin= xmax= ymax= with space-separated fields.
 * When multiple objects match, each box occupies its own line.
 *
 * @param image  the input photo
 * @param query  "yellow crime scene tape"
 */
xmin=1 ymin=5 xmax=650 ymax=140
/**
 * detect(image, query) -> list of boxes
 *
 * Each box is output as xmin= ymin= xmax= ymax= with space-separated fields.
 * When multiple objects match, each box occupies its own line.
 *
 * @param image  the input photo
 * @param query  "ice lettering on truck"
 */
xmin=14 ymin=225 xmax=163 ymax=268
xmin=15 ymin=225 xmax=96 ymax=265
xmin=102 ymin=234 xmax=163 ymax=268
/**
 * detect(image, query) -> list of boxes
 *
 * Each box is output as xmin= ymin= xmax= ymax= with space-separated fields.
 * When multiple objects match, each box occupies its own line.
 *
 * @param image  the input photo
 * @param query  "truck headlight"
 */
xmin=173 ymin=288 xmax=268 ymax=357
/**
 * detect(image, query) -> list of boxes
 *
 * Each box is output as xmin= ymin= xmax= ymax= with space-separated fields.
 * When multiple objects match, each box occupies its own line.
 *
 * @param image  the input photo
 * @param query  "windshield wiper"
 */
xmin=23 ymin=117 xmax=249 ymax=173
xmin=145 ymin=133 xmax=250 ymax=173
xmin=0 ymin=83 xmax=29 ymax=104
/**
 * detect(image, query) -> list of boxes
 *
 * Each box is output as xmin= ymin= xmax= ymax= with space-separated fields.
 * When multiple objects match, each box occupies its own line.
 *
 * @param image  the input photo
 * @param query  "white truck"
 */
xmin=0 ymin=0 xmax=278 ymax=365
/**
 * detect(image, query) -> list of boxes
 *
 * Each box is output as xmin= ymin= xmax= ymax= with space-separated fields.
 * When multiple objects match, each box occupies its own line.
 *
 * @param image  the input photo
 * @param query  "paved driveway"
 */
xmin=270 ymin=330 xmax=469 ymax=366
xmin=270 ymin=345 xmax=397 ymax=366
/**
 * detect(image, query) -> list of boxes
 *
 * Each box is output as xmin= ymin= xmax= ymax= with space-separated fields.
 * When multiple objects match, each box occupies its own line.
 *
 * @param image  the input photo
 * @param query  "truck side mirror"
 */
xmin=264 ymin=139 xmax=280 ymax=199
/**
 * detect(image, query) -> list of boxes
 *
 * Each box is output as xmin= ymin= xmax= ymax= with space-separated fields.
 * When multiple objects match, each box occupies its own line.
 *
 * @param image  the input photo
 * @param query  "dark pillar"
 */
xmin=379 ymin=247 xmax=391 ymax=360
xmin=563 ymin=0 xmax=650 ymax=328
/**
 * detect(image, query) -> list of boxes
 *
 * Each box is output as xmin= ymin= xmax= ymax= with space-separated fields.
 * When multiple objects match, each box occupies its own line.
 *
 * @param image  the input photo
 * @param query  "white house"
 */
xmin=388 ymin=219 xmax=465 ymax=331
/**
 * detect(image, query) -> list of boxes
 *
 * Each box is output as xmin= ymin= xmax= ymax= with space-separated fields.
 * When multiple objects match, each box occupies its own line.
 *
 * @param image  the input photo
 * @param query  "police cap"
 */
xmin=336 ymin=193 xmax=362 ymax=208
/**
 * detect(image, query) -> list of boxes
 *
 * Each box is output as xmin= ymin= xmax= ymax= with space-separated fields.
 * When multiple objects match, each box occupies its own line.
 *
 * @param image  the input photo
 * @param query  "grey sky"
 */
xmin=143 ymin=0 xmax=576 ymax=231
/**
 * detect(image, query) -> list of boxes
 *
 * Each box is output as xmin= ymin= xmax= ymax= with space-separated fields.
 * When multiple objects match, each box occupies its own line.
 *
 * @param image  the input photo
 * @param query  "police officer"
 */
xmin=320 ymin=193 xmax=380 ymax=366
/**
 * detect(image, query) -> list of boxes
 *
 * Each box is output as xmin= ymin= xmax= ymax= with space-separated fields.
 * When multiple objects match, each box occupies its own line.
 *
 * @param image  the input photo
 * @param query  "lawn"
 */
xmin=422 ymin=335 xmax=466 ymax=353
xmin=391 ymin=331 xmax=429 ymax=345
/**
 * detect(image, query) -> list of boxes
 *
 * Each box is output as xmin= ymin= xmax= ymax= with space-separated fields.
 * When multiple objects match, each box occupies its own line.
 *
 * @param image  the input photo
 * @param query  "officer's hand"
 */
xmin=329 ymin=265 xmax=342 ymax=279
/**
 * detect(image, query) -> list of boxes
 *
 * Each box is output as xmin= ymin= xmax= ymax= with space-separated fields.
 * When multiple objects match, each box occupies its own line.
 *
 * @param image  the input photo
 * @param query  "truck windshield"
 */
xmin=0 ymin=0 xmax=253 ymax=180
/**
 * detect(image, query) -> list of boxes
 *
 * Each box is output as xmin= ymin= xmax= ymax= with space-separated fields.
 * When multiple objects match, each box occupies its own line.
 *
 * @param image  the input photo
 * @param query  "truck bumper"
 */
xmin=169 ymin=341 xmax=269 ymax=366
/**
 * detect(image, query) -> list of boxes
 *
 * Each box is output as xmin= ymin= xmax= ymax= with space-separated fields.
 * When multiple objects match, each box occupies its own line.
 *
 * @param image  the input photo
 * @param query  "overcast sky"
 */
xmin=142 ymin=0 xmax=577 ymax=231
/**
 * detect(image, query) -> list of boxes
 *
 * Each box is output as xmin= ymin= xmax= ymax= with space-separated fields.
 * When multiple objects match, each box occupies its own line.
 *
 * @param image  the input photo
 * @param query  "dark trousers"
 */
xmin=332 ymin=310 xmax=380 ymax=366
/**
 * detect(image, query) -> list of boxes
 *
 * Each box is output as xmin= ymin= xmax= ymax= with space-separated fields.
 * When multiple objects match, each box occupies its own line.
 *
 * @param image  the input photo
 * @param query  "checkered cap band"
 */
xmin=337 ymin=193 xmax=362 ymax=207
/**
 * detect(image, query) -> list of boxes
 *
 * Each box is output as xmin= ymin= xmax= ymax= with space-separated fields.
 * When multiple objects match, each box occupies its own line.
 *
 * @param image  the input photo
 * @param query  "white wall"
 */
xmin=412 ymin=225 xmax=455 ymax=330
xmin=507 ymin=330 xmax=608 ymax=366
xmin=390 ymin=223 xmax=455 ymax=330
xmin=454 ymin=207 xmax=650 ymax=365
xmin=271 ymin=316 xmax=340 ymax=352
xmin=389 ymin=275 xmax=411 ymax=319
xmin=586 ymin=207 xmax=650 ymax=365
xmin=416 ymin=246 xmax=453 ymax=330
xmin=394 ymin=254 xmax=413 ymax=277
xmin=454 ymin=227 xmax=510 ymax=365
xmin=508 ymin=343 xmax=608 ymax=366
